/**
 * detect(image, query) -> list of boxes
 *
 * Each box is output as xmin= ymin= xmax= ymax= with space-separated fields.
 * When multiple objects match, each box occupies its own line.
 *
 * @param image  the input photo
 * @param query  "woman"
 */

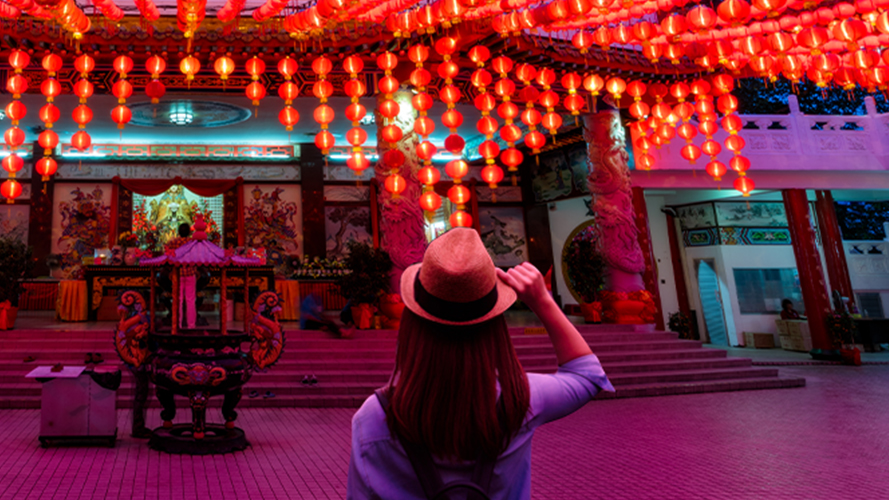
xmin=348 ymin=228 xmax=613 ymax=500
xmin=780 ymin=299 xmax=803 ymax=320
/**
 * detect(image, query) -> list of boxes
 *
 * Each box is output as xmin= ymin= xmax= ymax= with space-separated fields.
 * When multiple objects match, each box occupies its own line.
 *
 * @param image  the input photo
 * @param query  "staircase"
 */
xmin=0 ymin=326 xmax=805 ymax=409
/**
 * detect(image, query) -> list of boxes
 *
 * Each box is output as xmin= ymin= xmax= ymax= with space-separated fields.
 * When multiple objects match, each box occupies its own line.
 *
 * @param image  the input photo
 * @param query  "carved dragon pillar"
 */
xmin=375 ymin=89 xmax=428 ymax=295
xmin=584 ymin=110 xmax=657 ymax=324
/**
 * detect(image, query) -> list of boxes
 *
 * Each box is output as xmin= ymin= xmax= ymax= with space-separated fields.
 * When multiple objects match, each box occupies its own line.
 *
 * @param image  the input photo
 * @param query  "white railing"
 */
xmin=638 ymin=95 xmax=889 ymax=171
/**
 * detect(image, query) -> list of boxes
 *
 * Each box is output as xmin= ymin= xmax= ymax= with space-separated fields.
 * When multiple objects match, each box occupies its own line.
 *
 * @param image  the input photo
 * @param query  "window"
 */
xmin=734 ymin=268 xmax=804 ymax=314
xmin=856 ymin=293 xmax=885 ymax=319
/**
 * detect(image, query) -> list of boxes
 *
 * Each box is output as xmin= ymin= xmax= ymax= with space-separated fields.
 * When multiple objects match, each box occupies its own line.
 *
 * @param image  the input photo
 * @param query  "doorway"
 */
xmin=696 ymin=259 xmax=728 ymax=345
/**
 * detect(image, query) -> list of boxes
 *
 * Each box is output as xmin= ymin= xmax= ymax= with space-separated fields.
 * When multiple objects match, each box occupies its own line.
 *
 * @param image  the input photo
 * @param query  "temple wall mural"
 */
xmin=243 ymin=184 xmax=303 ymax=274
xmin=479 ymin=207 xmax=528 ymax=267
xmin=325 ymin=206 xmax=372 ymax=259
xmin=51 ymin=183 xmax=113 ymax=277
xmin=0 ymin=205 xmax=30 ymax=243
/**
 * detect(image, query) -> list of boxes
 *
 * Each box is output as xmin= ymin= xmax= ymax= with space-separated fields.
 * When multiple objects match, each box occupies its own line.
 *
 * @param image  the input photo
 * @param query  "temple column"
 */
xmin=584 ymin=111 xmax=658 ymax=324
xmin=28 ymin=141 xmax=54 ymax=276
xmin=782 ymin=189 xmax=833 ymax=351
xmin=375 ymin=89 xmax=427 ymax=295
xmin=814 ymin=190 xmax=855 ymax=309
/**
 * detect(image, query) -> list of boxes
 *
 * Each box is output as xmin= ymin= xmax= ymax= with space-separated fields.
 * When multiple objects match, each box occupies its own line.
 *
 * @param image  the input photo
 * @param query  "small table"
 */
xmin=26 ymin=365 xmax=119 ymax=447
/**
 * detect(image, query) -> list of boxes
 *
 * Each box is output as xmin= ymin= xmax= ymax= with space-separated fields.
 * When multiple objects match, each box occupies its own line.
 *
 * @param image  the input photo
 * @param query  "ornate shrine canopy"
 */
xmin=140 ymin=237 xmax=264 ymax=267
xmin=1 ymin=0 xmax=888 ymax=207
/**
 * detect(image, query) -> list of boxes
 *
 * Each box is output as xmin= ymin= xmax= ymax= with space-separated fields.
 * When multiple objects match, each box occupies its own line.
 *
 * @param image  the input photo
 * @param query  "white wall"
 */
xmin=644 ymin=195 xmax=679 ymax=327
xmin=547 ymin=196 xmax=595 ymax=306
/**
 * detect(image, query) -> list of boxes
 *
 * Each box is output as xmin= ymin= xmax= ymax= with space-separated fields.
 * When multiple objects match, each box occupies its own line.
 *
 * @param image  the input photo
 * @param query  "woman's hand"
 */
xmin=496 ymin=262 xmax=552 ymax=313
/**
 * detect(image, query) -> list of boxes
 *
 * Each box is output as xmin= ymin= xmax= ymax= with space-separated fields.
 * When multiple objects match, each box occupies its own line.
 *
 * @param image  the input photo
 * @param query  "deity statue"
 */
xmin=149 ymin=185 xmax=194 ymax=245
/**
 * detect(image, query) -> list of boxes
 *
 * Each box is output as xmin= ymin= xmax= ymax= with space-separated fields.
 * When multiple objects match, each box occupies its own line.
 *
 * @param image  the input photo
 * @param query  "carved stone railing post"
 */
xmin=375 ymin=89 xmax=428 ymax=294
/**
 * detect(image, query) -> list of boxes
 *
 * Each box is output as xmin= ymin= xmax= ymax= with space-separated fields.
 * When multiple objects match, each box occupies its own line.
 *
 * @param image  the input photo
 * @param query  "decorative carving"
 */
xmin=375 ymin=90 xmax=428 ymax=294
xmin=583 ymin=111 xmax=645 ymax=285
xmin=817 ymin=134 xmax=842 ymax=150
xmin=93 ymin=276 xmax=151 ymax=310
xmin=770 ymin=134 xmax=793 ymax=151
xmin=845 ymin=136 xmax=867 ymax=151
xmin=171 ymin=363 xmax=227 ymax=386
xmin=248 ymin=291 xmax=284 ymax=370
xmin=748 ymin=134 xmax=769 ymax=150
xmin=113 ymin=291 xmax=150 ymax=368
xmin=57 ymin=162 xmax=300 ymax=181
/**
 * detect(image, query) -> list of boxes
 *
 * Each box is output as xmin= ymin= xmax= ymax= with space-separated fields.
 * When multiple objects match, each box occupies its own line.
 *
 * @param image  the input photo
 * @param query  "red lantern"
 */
xmin=6 ymin=75 xmax=27 ymax=98
xmin=448 ymin=184 xmax=471 ymax=206
xmin=346 ymin=128 xmax=368 ymax=147
xmin=246 ymin=56 xmax=266 ymax=79
xmin=8 ymin=50 xmax=30 ymax=73
xmin=246 ymin=82 xmax=267 ymax=107
xmin=730 ymin=156 xmax=751 ymax=174
xmin=278 ymin=56 xmax=298 ymax=80
xmin=442 ymin=109 xmax=464 ymax=131
xmin=214 ymin=55 xmax=235 ymax=81
xmin=416 ymin=141 xmax=437 ymax=161
xmin=35 ymin=157 xmax=57 ymax=181
xmin=38 ymin=130 xmax=58 ymax=155
xmin=111 ymin=105 xmax=132 ymax=130
xmin=71 ymin=130 xmax=91 ymax=152
xmin=146 ymin=80 xmax=166 ymax=104
xmin=2 ymin=154 xmax=23 ymax=174
xmin=4 ymin=127 xmax=24 ymax=148
xmin=384 ymin=174 xmax=406 ymax=196
xmin=734 ymin=176 xmax=755 ymax=196
xmin=1 ymin=179 xmax=22 ymax=202
xmin=501 ymin=148 xmax=524 ymax=172
xmin=315 ymin=130 xmax=335 ymax=153
xmin=481 ymin=165 xmax=504 ymax=189
xmin=180 ymin=55 xmax=200 ymax=82
xmin=41 ymin=53 xmax=62 ymax=76
xmin=449 ymin=210 xmax=472 ymax=228
xmin=419 ymin=191 xmax=442 ymax=213
xmin=525 ymin=130 xmax=546 ymax=152
xmin=445 ymin=160 xmax=469 ymax=180
xmin=113 ymin=55 xmax=134 ymax=77
xmin=112 ymin=80 xmax=133 ymax=104
xmin=146 ymin=55 xmax=166 ymax=78
xmin=706 ymin=160 xmax=727 ymax=181
xmin=74 ymin=80 xmax=94 ymax=102
xmin=444 ymin=135 xmax=465 ymax=154
xmin=680 ymin=144 xmax=702 ymax=164
xmin=347 ymin=152 xmax=370 ymax=173
xmin=419 ymin=167 xmax=441 ymax=185
xmin=279 ymin=106 xmax=300 ymax=132
xmin=39 ymin=104 xmax=60 ymax=127
xmin=702 ymin=140 xmax=722 ymax=157
xmin=5 ymin=101 xmax=26 ymax=125
xmin=41 ymin=79 xmax=61 ymax=102
xmin=605 ymin=77 xmax=627 ymax=101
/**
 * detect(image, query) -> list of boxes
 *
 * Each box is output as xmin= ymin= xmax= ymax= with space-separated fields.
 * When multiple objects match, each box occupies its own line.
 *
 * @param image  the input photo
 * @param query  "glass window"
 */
xmin=734 ymin=268 xmax=804 ymax=314
xmin=856 ymin=293 xmax=885 ymax=318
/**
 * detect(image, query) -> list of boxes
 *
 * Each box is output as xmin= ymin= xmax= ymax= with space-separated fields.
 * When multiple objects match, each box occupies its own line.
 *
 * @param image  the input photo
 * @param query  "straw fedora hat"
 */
xmin=401 ymin=227 xmax=516 ymax=326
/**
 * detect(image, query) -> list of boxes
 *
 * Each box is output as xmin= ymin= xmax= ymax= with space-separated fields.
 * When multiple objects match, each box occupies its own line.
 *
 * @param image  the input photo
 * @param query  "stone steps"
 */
xmin=0 ymin=326 xmax=805 ymax=409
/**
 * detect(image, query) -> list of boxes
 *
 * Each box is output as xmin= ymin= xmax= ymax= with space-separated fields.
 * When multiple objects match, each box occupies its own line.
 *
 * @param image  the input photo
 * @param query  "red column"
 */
xmin=782 ymin=189 xmax=833 ymax=351
xmin=814 ymin=190 xmax=854 ymax=308
xmin=665 ymin=211 xmax=691 ymax=319
xmin=631 ymin=186 xmax=665 ymax=330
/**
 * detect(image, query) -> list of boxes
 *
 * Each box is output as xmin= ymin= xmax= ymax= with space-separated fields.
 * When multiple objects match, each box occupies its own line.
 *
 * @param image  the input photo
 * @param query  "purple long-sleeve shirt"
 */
xmin=347 ymin=353 xmax=614 ymax=500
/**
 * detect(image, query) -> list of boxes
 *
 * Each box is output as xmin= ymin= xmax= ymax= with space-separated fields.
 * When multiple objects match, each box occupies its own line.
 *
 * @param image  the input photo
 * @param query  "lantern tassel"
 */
xmin=511 ymin=174 xmax=517 ymax=187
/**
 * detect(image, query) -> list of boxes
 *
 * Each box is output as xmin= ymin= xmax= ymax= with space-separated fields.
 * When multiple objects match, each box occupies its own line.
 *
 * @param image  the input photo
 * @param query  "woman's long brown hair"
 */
xmin=385 ymin=308 xmax=530 ymax=461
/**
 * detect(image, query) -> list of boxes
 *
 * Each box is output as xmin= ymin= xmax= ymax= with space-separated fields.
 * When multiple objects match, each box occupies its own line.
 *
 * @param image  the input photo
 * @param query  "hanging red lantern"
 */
xmin=605 ymin=77 xmax=627 ymax=102
xmin=214 ymin=55 xmax=235 ymax=81
xmin=245 ymin=56 xmax=267 ymax=108
xmin=444 ymin=134 xmax=465 ymax=154
xmin=1 ymin=179 xmax=22 ymax=202
xmin=38 ymin=130 xmax=58 ymax=155
xmin=71 ymin=130 xmax=91 ymax=152
xmin=416 ymin=141 xmax=436 ymax=161
xmin=734 ymin=176 xmax=754 ymax=196
xmin=6 ymin=75 xmax=27 ymax=98
xmin=347 ymin=152 xmax=370 ymax=174
xmin=9 ymin=50 xmax=30 ymax=73
xmin=4 ymin=127 xmax=24 ymax=148
xmin=113 ymin=55 xmax=134 ymax=77
xmin=279 ymin=106 xmax=300 ymax=132
xmin=112 ymin=80 xmax=133 ymax=104
xmin=111 ymin=105 xmax=132 ymax=129
xmin=246 ymin=82 xmax=267 ymax=107
xmin=448 ymin=184 xmax=471 ymax=206
xmin=445 ymin=160 xmax=469 ymax=181
xmin=384 ymin=174 xmax=407 ymax=196
xmin=41 ymin=53 xmax=62 ymax=76
xmin=706 ymin=160 xmax=727 ymax=181
xmin=180 ymin=55 xmax=200 ymax=82
xmin=730 ymin=156 xmax=751 ymax=174
xmin=278 ymin=56 xmax=298 ymax=80
xmin=449 ymin=210 xmax=472 ymax=228
xmin=481 ymin=165 xmax=504 ymax=189
xmin=419 ymin=167 xmax=441 ymax=186
xmin=35 ymin=157 xmax=57 ymax=181
xmin=681 ymin=144 xmax=702 ymax=164
xmin=2 ymin=154 xmax=23 ymax=174
xmin=41 ymin=79 xmax=61 ymax=103
xmin=419 ymin=191 xmax=442 ymax=213
xmin=525 ymin=130 xmax=546 ymax=151
xmin=146 ymin=55 xmax=166 ymax=78
xmin=5 ymin=101 xmax=26 ymax=125
xmin=314 ymin=130 xmax=335 ymax=152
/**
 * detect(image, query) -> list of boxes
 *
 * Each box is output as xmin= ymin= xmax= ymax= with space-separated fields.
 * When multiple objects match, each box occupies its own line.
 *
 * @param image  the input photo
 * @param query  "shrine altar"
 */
xmin=83 ymin=265 xmax=276 ymax=322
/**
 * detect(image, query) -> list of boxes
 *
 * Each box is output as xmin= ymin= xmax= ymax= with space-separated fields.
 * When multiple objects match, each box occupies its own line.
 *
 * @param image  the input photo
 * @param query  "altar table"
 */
xmin=274 ymin=280 xmax=300 ymax=321
xmin=83 ymin=265 xmax=276 ymax=322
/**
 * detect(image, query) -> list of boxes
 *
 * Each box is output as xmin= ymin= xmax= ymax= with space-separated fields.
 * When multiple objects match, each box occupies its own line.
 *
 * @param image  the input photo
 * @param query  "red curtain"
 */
xmin=112 ymin=176 xmax=243 ymax=197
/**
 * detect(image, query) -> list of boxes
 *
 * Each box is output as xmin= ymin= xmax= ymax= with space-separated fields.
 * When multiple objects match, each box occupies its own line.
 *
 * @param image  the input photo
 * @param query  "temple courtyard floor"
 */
xmin=1 ymin=348 xmax=887 ymax=500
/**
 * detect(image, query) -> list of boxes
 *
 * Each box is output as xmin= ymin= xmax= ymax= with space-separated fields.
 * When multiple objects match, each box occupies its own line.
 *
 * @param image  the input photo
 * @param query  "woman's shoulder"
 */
xmin=352 ymin=393 xmax=394 ymax=446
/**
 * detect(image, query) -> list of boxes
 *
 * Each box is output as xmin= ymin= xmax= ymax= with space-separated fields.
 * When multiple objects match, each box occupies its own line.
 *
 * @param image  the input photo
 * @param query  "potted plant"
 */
xmin=563 ymin=229 xmax=606 ymax=323
xmin=826 ymin=310 xmax=861 ymax=366
xmin=337 ymin=242 xmax=392 ymax=329
xmin=668 ymin=311 xmax=694 ymax=340
xmin=0 ymin=237 xmax=35 ymax=330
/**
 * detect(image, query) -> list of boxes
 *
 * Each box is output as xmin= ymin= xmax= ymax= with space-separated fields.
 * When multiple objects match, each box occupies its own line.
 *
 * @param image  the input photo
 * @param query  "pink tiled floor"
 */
xmin=1 ymin=364 xmax=887 ymax=500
